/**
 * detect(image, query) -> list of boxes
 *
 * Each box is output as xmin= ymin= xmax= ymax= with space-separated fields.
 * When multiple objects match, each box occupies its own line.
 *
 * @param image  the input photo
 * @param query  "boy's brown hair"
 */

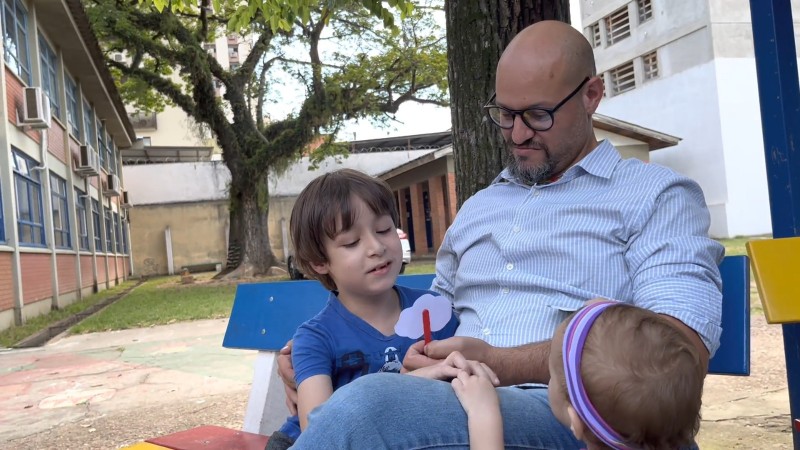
xmin=289 ymin=168 xmax=399 ymax=291
xmin=552 ymin=304 xmax=705 ymax=450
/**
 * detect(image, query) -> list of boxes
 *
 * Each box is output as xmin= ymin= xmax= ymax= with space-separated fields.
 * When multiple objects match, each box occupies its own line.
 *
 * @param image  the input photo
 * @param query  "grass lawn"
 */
xmin=0 ymin=236 xmax=767 ymax=344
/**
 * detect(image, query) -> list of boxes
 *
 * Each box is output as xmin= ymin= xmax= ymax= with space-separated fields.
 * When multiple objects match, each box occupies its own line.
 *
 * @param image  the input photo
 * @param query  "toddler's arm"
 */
xmin=451 ymin=364 xmax=503 ymax=450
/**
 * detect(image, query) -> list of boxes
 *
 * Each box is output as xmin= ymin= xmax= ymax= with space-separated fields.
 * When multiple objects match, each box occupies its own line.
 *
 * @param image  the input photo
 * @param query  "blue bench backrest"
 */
xmin=223 ymin=256 xmax=750 ymax=376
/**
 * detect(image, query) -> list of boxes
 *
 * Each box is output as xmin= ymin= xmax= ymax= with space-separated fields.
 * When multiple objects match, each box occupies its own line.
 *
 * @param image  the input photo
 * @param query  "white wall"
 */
xmin=123 ymin=149 xmax=437 ymax=206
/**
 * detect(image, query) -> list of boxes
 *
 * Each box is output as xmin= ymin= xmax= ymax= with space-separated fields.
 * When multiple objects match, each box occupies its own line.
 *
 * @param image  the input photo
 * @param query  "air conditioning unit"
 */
xmin=76 ymin=145 xmax=100 ymax=177
xmin=121 ymin=190 xmax=132 ymax=209
xmin=104 ymin=173 xmax=121 ymax=197
xmin=22 ymin=87 xmax=51 ymax=129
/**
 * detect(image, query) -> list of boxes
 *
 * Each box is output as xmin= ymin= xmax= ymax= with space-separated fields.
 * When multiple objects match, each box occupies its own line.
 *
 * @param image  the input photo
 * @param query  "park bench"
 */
xmin=135 ymin=255 xmax=751 ymax=449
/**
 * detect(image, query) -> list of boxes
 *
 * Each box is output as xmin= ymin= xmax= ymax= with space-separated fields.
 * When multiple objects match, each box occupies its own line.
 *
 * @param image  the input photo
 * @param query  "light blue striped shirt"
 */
xmin=432 ymin=140 xmax=724 ymax=355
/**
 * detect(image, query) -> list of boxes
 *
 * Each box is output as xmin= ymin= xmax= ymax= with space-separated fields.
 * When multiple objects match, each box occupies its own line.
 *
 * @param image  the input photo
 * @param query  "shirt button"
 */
xmin=512 ymin=226 xmax=520 ymax=233
xmin=501 ymin=288 xmax=509 ymax=294
xmin=483 ymin=328 xmax=491 ymax=335
xmin=506 ymin=263 xmax=514 ymax=271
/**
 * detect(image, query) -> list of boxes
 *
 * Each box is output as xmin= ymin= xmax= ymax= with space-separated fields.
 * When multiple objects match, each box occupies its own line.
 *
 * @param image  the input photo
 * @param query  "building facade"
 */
xmin=577 ymin=0 xmax=789 ymax=237
xmin=0 ymin=0 xmax=135 ymax=331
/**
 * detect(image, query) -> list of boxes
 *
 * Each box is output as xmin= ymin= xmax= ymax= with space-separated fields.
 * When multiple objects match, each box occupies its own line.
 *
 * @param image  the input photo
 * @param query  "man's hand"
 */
xmin=403 ymin=337 xmax=493 ymax=372
xmin=407 ymin=350 xmax=499 ymax=385
xmin=277 ymin=340 xmax=298 ymax=415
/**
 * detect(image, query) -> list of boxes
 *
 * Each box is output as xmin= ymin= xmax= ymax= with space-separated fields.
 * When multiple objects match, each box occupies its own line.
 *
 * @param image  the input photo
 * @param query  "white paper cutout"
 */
xmin=394 ymin=294 xmax=451 ymax=339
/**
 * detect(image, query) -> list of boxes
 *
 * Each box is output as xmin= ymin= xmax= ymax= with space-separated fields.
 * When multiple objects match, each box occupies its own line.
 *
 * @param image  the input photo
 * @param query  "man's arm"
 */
xmin=404 ymin=337 xmax=552 ymax=385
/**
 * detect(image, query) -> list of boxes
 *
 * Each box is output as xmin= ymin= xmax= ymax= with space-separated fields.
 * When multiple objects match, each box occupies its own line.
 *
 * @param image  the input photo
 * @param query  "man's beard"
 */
xmin=507 ymin=147 xmax=554 ymax=186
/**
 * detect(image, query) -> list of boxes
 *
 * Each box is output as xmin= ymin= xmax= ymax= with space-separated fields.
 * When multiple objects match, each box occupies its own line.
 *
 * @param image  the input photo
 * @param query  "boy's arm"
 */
xmin=297 ymin=375 xmax=334 ymax=430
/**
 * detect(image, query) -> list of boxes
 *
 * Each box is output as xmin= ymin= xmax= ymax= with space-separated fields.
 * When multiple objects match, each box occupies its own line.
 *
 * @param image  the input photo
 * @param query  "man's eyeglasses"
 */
xmin=484 ymin=77 xmax=591 ymax=131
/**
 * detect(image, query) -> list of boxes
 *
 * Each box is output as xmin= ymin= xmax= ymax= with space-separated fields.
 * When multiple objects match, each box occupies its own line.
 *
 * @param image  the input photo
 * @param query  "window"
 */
xmin=104 ymin=209 xmax=113 ymax=252
xmin=97 ymin=119 xmax=107 ymax=170
xmin=83 ymin=101 xmax=96 ymax=148
xmin=609 ymin=61 xmax=636 ymax=95
xmin=39 ymin=36 xmax=61 ymax=119
xmin=120 ymin=214 xmax=128 ymax=254
xmin=589 ymin=23 xmax=601 ymax=48
xmin=12 ymin=150 xmax=45 ymax=246
xmin=230 ymin=62 xmax=240 ymax=71
xmin=643 ymin=51 xmax=659 ymax=80
xmin=228 ymin=45 xmax=238 ymax=58
xmin=106 ymin=132 xmax=116 ymax=174
xmin=605 ymin=7 xmax=631 ymax=46
xmin=2 ymin=0 xmax=30 ymax=82
xmin=49 ymin=173 xmax=71 ymax=248
xmin=638 ymin=0 xmax=653 ymax=23
xmin=75 ymin=188 xmax=89 ymax=251
xmin=113 ymin=212 xmax=121 ymax=253
xmin=65 ymin=75 xmax=80 ymax=139
xmin=92 ymin=198 xmax=102 ymax=252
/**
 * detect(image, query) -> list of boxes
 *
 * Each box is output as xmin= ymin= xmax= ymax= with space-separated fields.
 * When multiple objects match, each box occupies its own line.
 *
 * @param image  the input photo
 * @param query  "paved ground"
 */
xmin=0 ymin=314 xmax=793 ymax=449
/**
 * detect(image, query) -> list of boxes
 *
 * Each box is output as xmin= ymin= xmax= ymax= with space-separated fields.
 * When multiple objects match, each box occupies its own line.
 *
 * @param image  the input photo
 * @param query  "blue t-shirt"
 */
xmin=278 ymin=285 xmax=459 ymax=439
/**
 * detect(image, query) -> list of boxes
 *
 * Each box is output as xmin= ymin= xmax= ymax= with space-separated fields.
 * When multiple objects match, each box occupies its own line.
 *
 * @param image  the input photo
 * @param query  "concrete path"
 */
xmin=0 ymin=319 xmax=256 ymax=445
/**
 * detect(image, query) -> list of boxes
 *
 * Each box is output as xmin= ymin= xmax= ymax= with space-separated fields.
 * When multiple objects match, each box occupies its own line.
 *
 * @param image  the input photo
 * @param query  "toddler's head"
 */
xmin=548 ymin=301 xmax=705 ymax=450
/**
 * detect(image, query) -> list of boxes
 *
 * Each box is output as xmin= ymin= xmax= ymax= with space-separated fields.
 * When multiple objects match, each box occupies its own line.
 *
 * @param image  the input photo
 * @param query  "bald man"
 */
xmin=287 ymin=21 xmax=721 ymax=449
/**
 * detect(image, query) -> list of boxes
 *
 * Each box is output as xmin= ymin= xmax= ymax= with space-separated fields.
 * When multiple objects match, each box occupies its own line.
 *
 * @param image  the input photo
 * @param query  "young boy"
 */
xmin=451 ymin=300 xmax=705 ymax=450
xmin=267 ymin=168 xmax=459 ymax=450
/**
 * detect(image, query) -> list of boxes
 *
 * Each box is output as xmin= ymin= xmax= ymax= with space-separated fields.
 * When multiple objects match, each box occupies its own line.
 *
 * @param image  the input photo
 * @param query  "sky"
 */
xmin=337 ymin=2 xmax=583 ymax=142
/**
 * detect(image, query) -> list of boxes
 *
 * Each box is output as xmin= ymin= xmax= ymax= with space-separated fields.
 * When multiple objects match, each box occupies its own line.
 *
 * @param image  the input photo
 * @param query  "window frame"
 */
xmin=65 ymin=75 xmax=81 ymax=139
xmin=91 ymin=198 xmax=103 ymax=252
xmin=74 ymin=188 xmax=89 ymax=251
xmin=49 ymin=172 xmax=71 ymax=249
xmin=2 ymin=0 xmax=30 ymax=83
xmin=83 ymin=100 xmax=96 ymax=149
xmin=12 ymin=150 xmax=45 ymax=247
xmin=104 ymin=208 xmax=113 ymax=252
xmin=38 ymin=34 xmax=61 ymax=119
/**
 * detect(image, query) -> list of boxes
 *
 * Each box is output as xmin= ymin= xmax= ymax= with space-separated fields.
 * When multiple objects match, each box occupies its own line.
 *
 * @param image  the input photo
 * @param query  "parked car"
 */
xmin=287 ymin=227 xmax=411 ymax=280
xmin=397 ymin=228 xmax=411 ymax=274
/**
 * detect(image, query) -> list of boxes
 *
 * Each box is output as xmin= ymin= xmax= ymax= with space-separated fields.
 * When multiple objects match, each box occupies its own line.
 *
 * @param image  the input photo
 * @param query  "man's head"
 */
xmin=548 ymin=303 xmax=704 ymax=449
xmin=289 ymin=169 xmax=400 ymax=291
xmin=490 ymin=20 xmax=604 ymax=185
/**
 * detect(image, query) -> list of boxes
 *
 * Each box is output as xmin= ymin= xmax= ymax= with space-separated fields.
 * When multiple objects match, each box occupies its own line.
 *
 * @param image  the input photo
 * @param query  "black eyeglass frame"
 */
xmin=484 ymin=76 xmax=592 ymax=131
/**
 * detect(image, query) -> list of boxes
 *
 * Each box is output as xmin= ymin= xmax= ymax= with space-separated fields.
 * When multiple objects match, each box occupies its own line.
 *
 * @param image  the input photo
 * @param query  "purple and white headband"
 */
xmin=562 ymin=301 xmax=639 ymax=450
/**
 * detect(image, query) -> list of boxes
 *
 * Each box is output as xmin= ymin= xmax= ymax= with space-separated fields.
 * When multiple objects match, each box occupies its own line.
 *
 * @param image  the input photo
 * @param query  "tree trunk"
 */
xmin=224 ymin=171 xmax=278 ymax=277
xmin=445 ymin=0 xmax=571 ymax=207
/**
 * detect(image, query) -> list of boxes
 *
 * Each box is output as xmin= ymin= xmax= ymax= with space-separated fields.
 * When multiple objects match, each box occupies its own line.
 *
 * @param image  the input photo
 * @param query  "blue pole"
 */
xmin=749 ymin=0 xmax=800 ymax=447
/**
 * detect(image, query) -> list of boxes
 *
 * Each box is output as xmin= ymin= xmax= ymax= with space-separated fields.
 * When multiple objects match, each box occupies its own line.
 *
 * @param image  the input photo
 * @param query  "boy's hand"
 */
xmin=403 ymin=337 xmax=492 ymax=372
xmin=277 ymin=340 xmax=298 ymax=415
xmin=451 ymin=363 xmax=501 ymax=417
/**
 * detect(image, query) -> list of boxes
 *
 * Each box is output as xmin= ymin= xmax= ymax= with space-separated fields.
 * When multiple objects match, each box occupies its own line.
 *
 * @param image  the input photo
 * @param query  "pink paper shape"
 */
xmin=394 ymin=294 xmax=451 ymax=339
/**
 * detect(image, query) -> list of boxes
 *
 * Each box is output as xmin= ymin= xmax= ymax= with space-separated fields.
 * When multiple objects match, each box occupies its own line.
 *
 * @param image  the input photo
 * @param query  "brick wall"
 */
xmin=124 ymin=258 xmax=130 ymax=277
xmin=97 ymin=255 xmax=107 ymax=284
xmin=0 ymin=253 xmax=13 ymax=312
xmin=81 ymin=255 xmax=94 ymax=288
xmin=5 ymin=68 xmax=41 ymax=145
xmin=446 ymin=172 xmax=458 ymax=224
xmin=57 ymin=254 xmax=77 ymax=294
xmin=116 ymin=256 xmax=124 ymax=280
xmin=47 ymin=122 xmax=66 ymax=165
xmin=20 ymin=253 xmax=52 ymax=303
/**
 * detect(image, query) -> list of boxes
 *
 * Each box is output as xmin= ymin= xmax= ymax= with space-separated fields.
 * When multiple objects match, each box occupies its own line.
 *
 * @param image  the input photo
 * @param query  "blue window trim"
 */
xmin=2 ymin=0 xmax=30 ymax=83
xmin=83 ymin=100 xmax=96 ymax=148
xmin=91 ymin=198 xmax=102 ymax=252
xmin=107 ymin=133 xmax=116 ymax=174
xmin=65 ymin=75 xmax=80 ymax=139
xmin=49 ymin=173 xmax=71 ymax=249
xmin=12 ymin=150 xmax=45 ymax=247
xmin=74 ymin=188 xmax=89 ymax=251
xmin=104 ymin=208 xmax=113 ymax=252
xmin=38 ymin=35 xmax=61 ymax=119
xmin=98 ymin=120 xmax=107 ymax=170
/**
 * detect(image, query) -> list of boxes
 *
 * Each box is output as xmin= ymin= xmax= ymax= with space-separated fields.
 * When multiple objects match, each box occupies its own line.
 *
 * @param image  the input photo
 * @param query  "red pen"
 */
xmin=422 ymin=309 xmax=432 ymax=345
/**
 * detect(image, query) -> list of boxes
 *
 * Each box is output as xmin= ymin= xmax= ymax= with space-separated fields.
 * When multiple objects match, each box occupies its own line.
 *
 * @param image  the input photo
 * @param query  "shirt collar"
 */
xmin=493 ymin=140 xmax=620 ymax=186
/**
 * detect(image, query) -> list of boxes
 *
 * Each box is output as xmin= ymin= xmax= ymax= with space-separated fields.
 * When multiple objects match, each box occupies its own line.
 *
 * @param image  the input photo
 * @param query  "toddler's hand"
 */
xmin=451 ymin=363 xmax=501 ymax=417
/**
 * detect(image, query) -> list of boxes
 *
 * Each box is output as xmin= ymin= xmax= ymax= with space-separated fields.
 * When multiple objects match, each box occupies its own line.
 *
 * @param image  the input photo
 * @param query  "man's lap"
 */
xmin=291 ymin=372 xmax=582 ymax=450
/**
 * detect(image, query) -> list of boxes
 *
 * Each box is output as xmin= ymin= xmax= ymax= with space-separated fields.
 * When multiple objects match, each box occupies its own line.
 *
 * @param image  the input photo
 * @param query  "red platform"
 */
xmin=146 ymin=425 xmax=269 ymax=450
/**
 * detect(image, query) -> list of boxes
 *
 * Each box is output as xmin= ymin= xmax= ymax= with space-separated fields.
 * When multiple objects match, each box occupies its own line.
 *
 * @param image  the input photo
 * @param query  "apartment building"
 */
xmin=0 ymin=0 xmax=135 ymax=331
xmin=578 ymin=0 xmax=785 ymax=238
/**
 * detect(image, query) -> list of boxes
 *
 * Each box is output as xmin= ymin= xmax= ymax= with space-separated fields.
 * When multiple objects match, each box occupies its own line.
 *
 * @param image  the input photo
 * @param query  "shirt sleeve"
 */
xmin=625 ymin=175 xmax=724 ymax=355
xmin=292 ymin=322 xmax=335 ymax=387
